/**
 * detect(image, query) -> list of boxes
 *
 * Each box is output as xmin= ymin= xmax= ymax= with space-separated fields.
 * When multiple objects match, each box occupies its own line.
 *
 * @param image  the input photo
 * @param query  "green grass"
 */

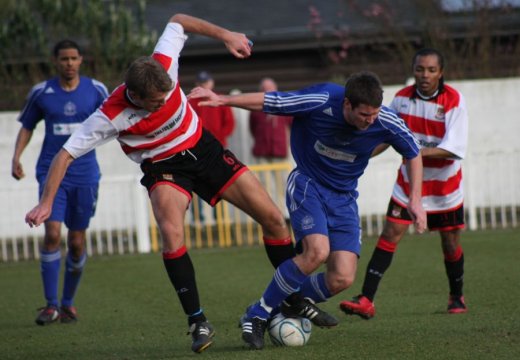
xmin=1 ymin=228 xmax=520 ymax=360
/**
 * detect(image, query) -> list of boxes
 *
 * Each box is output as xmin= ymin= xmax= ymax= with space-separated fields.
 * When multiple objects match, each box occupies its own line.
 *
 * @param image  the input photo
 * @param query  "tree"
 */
xmin=0 ymin=0 xmax=157 ymax=110
xmin=306 ymin=0 xmax=520 ymax=82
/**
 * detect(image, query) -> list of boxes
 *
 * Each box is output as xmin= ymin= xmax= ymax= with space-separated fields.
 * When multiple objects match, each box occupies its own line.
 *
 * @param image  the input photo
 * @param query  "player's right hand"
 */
xmin=11 ymin=159 xmax=25 ymax=180
xmin=408 ymin=200 xmax=426 ymax=234
xmin=188 ymin=87 xmax=223 ymax=107
xmin=25 ymin=204 xmax=51 ymax=228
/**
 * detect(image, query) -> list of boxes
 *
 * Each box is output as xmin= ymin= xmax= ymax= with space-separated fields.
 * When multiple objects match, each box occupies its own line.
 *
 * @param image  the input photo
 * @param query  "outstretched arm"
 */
xmin=188 ymin=87 xmax=265 ymax=111
xmin=405 ymin=155 xmax=426 ymax=233
xmin=25 ymin=149 xmax=74 ymax=227
xmin=170 ymin=14 xmax=253 ymax=59
xmin=11 ymin=127 xmax=33 ymax=180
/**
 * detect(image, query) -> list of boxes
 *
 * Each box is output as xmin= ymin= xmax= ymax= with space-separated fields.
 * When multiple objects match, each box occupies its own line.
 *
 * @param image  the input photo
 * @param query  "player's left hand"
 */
xmin=223 ymin=32 xmax=253 ymax=59
xmin=25 ymin=203 xmax=52 ymax=228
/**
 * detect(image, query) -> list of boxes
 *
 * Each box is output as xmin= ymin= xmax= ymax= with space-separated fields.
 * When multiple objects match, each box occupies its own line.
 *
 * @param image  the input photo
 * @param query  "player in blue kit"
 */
xmin=189 ymin=71 xmax=427 ymax=349
xmin=12 ymin=40 xmax=108 ymax=325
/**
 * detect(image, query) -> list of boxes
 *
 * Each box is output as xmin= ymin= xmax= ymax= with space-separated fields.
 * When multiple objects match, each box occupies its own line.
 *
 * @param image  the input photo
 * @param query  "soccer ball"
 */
xmin=268 ymin=313 xmax=312 ymax=346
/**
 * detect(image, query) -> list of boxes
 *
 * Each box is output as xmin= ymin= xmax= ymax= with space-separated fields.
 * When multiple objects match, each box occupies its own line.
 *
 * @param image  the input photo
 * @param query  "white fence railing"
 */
xmin=1 ymin=151 xmax=519 ymax=262
xmin=0 ymin=175 xmax=151 ymax=262
xmin=3 ymin=76 xmax=520 ymax=261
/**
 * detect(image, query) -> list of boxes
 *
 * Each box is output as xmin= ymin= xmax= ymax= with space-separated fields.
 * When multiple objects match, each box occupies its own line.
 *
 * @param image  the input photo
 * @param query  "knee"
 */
xmin=67 ymin=238 xmax=85 ymax=258
xmin=43 ymin=230 xmax=61 ymax=250
xmin=327 ymin=274 xmax=355 ymax=295
xmin=159 ymin=221 xmax=185 ymax=251
xmin=440 ymin=230 xmax=461 ymax=254
xmin=261 ymin=210 xmax=289 ymax=237
xmin=381 ymin=223 xmax=404 ymax=243
xmin=303 ymin=247 xmax=329 ymax=269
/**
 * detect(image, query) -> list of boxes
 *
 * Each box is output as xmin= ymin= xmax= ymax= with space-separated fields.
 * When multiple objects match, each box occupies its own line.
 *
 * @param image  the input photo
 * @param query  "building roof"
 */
xmin=142 ymin=0 xmax=520 ymax=93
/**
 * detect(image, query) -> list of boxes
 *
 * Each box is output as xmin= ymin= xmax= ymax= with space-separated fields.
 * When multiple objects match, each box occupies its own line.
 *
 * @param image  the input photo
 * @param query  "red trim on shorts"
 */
xmin=430 ymin=224 xmax=465 ymax=232
xmin=149 ymin=181 xmax=192 ymax=202
xmin=162 ymin=246 xmax=187 ymax=259
xmin=386 ymin=216 xmax=413 ymax=225
xmin=209 ymin=166 xmax=249 ymax=206
xmin=263 ymin=236 xmax=292 ymax=246
xmin=376 ymin=237 xmax=397 ymax=253
xmin=444 ymin=245 xmax=463 ymax=262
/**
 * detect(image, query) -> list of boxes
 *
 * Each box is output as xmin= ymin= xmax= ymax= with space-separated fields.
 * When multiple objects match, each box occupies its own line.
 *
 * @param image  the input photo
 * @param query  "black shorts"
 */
xmin=386 ymin=198 xmax=465 ymax=231
xmin=140 ymin=129 xmax=248 ymax=206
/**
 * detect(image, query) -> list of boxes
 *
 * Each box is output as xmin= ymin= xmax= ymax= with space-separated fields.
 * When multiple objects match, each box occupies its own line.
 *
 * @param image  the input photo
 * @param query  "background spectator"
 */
xmin=188 ymin=71 xmax=235 ymax=147
xmin=249 ymin=78 xmax=292 ymax=164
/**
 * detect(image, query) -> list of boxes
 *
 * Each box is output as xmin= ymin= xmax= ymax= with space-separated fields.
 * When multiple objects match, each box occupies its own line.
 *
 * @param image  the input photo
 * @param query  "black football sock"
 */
xmin=361 ymin=237 xmax=397 ymax=302
xmin=263 ymin=236 xmax=296 ymax=268
xmin=444 ymin=247 xmax=464 ymax=297
xmin=163 ymin=249 xmax=202 ymax=319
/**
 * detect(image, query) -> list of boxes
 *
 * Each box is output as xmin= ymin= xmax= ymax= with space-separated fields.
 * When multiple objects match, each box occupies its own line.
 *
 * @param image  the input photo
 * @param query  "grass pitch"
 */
xmin=1 ymin=228 xmax=519 ymax=359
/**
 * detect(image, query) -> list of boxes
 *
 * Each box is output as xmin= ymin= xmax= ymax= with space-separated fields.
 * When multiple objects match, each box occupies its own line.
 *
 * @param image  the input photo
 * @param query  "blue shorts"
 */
xmin=38 ymin=182 xmax=99 ymax=231
xmin=286 ymin=170 xmax=362 ymax=256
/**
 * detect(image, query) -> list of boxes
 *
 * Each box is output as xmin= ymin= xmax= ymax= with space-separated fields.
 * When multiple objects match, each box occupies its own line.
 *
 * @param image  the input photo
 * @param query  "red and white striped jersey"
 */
xmin=389 ymin=84 xmax=468 ymax=212
xmin=63 ymin=23 xmax=202 ymax=163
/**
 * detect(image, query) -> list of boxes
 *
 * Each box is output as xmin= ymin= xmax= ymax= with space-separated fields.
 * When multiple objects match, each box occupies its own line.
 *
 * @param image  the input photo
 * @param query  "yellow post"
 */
xmin=149 ymin=202 xmax=159 ymax=252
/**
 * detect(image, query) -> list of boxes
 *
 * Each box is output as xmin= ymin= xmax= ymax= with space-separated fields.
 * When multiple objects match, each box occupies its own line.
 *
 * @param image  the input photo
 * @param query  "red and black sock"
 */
xmin=263 ymin=236 xmax=296 ymax=268
xmin=361 ymin=237 xmax=397 ymax=302
xmin=162 ymin=246 xmax=204 ymax=321
xmin=444 ymin=245 xmax=464 ymax=297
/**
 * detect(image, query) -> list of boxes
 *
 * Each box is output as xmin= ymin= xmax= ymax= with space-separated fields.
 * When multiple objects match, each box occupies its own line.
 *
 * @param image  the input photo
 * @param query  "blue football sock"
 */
xmin=249 ymin=259 xmax=307 ymax=319
xmin=61 ymin=252 xmax=86 ymax=307
xmin=299 ymin=272 xmax=332 ymax=303
xmin=40 ymin=249 xmax=61 ymax=307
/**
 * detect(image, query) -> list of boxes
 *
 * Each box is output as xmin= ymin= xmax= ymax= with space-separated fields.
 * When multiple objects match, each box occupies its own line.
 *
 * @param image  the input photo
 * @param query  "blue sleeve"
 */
xmin=379 ymin=107 xmax=420 ymax=159
xmin=92 ymin=79 xmax=109 ymax=107
xmin=263 ymin=83 xmax=332 ymax=116
xmin=17 ymin=82 xmax=46 ymax=130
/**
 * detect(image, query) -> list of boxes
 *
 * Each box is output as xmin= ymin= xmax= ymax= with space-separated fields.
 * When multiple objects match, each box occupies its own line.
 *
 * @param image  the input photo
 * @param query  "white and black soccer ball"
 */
xmin=268 ymin=313 xmax=312 ymax=347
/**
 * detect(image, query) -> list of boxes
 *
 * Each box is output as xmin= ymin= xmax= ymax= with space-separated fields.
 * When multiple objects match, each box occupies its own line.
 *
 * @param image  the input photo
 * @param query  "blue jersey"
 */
xmin=264 ymin=83 xmax=419 ymax=193
xmin=18 ymin=76 xmax=108 ymax=186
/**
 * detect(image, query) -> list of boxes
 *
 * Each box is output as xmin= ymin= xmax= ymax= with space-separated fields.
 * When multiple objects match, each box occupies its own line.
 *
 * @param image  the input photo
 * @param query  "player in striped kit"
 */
xmin=189 ymin=71 xmax=427 ymax=349
xmin=12 ymin=40 xmax=108 ymax=326
xmin=25 ymin=14 xmax=295 ymax=353
xmin=340 ymin=48 xmax=469 ymax=318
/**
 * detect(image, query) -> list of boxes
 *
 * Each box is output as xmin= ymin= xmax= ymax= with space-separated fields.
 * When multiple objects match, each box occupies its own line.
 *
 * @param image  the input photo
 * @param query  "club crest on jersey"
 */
xmin=162 ymin=174 xmax=174 ymax=181
xmin=63 ymin=101 xmax=77 ymax=116
xmin=435 ymin=106 xmax=445 ymax=120
xmin=301 ymin=215 xmax=315 ymax=230
xmin=391 ymin=204 xmax=402 ymax=218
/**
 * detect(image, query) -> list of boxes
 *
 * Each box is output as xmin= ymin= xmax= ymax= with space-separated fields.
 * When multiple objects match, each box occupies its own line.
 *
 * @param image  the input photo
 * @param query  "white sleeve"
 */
xmin=389 ymin=96 xmax=399 ymax=113
xmin=153 ymin=23 xmax=188 ymax=84
xmin=437 ymin=94 xmax=468 ymax=159
xmin=63 ymin=109 xmax=119 ymax=159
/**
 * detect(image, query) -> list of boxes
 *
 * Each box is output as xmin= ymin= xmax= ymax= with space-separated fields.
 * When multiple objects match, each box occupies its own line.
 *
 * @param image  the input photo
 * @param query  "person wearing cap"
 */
xmin=189 ymin=71 xmax=235 ymax=147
